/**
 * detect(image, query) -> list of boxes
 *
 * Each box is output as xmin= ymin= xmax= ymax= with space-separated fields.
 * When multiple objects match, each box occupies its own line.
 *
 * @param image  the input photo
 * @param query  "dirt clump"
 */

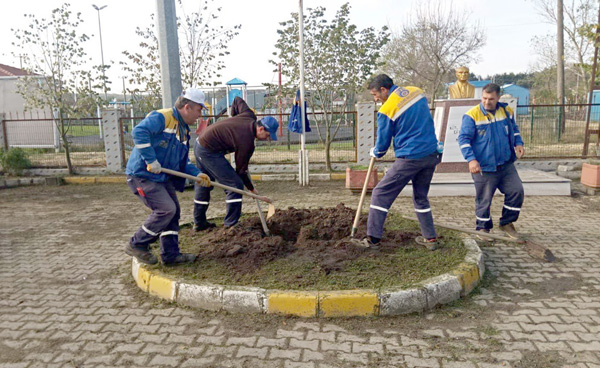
xmin=192 ymin=204 xmax=419 ymax=275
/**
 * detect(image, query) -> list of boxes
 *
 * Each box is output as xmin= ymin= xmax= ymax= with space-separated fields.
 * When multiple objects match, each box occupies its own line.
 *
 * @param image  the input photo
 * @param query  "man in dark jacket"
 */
xmin=125 ymin=88 xmax=211 ymax=266
xmin=193 ymin=97 xmax=278 ymax=230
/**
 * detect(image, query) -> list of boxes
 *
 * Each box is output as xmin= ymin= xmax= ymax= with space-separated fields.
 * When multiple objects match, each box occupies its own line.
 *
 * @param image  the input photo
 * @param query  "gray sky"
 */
xmin=1 ymin=0 xmax=554 ymax=90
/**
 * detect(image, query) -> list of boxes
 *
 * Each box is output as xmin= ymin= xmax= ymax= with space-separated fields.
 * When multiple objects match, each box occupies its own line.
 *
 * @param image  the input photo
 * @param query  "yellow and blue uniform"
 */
xmin=125 ymin=107 xmax=201 ymax=264
xmin=459 ymin=102 xmax=524 ymax=172
xmin=367 ymin=85 xmax=440 ymax=242
xmin=459 ymin=102 xmax=525 ymax=231
xmin=126 ymin=107 xmax=200 ymax=191
xmin=372 ymin=86 xmax=438 ymax=159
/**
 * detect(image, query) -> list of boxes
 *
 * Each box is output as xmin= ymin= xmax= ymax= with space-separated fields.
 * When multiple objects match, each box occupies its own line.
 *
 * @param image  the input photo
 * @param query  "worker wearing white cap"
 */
xmin=124 ymin=88 xmax=211 ymax=266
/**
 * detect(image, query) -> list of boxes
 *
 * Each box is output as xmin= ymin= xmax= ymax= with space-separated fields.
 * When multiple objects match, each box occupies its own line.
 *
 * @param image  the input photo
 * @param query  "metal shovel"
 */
xmin=157 ymin=167 xmax=276 ymax=219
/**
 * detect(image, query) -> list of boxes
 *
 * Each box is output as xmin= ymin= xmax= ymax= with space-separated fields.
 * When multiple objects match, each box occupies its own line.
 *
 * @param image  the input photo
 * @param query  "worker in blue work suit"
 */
xmin=353 ymin=74 xmax=441 ymax=251
xmin=125 ymin=88 xmax=211 ymax=266
xmin=459 ymin=83 xmax=525 ymax=239
xmin=193 ymin=97 xmax=277 ymax=231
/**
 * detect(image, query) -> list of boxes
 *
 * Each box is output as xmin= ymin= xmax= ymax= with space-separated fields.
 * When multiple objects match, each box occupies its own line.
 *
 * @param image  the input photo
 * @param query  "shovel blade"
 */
xmin=266 ymin=204 xmax=276 ymax=219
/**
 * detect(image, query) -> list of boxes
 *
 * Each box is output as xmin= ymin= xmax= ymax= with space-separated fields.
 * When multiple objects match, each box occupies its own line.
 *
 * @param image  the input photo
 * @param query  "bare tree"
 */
xmin=121 ymin=0 xmax=240 ymax=112
xmin=380 ymin=0 xmax=486 ymax=101
xmin=531 ymin=0 xmax=597 ymax=101
xmin=272 ymin=3 xmax=389 ymax=171
xmin=12 ymin=4 xmax=99 ymax=174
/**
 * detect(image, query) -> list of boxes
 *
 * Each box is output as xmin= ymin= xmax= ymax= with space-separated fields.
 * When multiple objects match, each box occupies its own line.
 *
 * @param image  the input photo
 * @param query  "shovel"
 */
xmin=350 ymin=156 xmax=376 ymax=238
xmin=248 ymin=172 xmax=271 ymax=236
xmin=402 ymin=216 xmax=555 ymax=262
xmin=157 ymin=167 xmax=276 ymax=219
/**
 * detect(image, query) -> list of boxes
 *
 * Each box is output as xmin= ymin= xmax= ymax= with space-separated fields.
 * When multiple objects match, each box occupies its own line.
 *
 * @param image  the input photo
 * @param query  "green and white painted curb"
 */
xmin=131 ymin=237 xmax=484 ymax=317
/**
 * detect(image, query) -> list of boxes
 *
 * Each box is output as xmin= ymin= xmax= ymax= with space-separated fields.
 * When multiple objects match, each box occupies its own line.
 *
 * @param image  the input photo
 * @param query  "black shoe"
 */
xmin=125 ymin=244 xmax=158 ymax=265
xmin=194 ymin=221 xmax=216 ymax=232
xmin=163 ymin=253 xmax=197 ymax=267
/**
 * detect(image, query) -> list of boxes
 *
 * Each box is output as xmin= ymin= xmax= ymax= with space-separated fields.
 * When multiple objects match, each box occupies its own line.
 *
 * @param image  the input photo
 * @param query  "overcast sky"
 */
xmin=0 ymin=0 xmax=554 ymax=90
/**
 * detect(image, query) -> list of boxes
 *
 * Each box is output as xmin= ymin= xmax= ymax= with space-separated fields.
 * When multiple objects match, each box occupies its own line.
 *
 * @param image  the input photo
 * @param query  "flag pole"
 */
xmin=298 ymin=0 xmax=309 ymax=186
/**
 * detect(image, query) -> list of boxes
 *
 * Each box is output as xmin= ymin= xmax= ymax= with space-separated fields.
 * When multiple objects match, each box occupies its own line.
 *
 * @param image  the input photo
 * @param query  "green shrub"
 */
xmin=0 ymin=148 xmax=32 ymax=176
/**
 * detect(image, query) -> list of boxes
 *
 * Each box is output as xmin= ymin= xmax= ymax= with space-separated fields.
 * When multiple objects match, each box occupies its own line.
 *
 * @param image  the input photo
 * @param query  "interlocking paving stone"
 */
xmin=1 ymin=183 xmax=600 ymax=367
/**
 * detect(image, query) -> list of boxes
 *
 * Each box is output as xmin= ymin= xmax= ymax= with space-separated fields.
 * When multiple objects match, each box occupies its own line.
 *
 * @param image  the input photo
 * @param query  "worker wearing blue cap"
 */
xmin=193 ymin=97 xmax=278 ymax=230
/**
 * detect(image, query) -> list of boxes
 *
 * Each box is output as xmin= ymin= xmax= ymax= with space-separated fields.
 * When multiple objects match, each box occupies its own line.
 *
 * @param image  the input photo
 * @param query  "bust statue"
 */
xmin=448 ymin=66 xmax=475 ymax=99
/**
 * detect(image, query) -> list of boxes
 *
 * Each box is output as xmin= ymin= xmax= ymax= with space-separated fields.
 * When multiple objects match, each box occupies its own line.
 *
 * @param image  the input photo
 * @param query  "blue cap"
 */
xmin=260 ymin=116 xmax=279 ymax=141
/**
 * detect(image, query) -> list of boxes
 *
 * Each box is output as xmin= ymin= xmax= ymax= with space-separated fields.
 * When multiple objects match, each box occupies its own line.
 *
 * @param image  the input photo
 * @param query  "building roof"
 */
xmin=0 ymin=63 xmax=35 ymax=77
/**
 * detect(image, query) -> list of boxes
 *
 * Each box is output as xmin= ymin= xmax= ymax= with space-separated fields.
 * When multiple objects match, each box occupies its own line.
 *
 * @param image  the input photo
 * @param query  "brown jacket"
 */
xmin=199 ymin=97 xmax=257 ymax=190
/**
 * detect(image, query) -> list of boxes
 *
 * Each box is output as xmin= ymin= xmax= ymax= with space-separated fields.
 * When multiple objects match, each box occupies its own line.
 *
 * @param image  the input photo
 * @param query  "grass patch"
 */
xmin=144 ymin=213 xmax=468 ymax=291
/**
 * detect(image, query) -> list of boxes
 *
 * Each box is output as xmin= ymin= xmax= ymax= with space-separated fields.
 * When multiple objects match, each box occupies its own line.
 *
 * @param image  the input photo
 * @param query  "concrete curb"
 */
xmin=0 ymin=177 xmax=62 ymax=190
xmin=131 ymin=238 xmax=484 ymax=317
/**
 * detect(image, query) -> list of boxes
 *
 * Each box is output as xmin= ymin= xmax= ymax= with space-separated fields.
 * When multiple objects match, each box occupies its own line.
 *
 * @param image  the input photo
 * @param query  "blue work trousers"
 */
xmin=472 ymin=162 xmax=524 ymax=230
xmin=193 ymin=142 xmax=244 ymax=227
xmin=126 ymin=175 xmax=181 ymax=263
xmin=367 ymin=153 xmax=440 ymax=240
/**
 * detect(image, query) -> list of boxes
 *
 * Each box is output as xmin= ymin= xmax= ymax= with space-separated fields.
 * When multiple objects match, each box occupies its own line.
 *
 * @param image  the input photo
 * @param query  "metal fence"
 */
xmin=2 ymin=116 xmax=106 ymax=168
xmin=3 ymin=103 xmax=600 ymax=170
xmin=515 ymin=104 xmax=600 ymax=158
xmin=120 ymin=111 xmax=357 ymax=165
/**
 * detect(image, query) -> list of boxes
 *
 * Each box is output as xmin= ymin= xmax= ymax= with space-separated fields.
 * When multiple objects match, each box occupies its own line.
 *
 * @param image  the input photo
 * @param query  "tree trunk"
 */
xmin=325 ymin=137 xmax=332 ymax=172
xmin=58 ymin=113 xmax=74 ymax=175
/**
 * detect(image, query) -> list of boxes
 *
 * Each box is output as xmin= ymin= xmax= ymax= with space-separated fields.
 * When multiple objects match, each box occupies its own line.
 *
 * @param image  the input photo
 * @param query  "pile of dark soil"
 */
xmin=189 ymin=204 xmax=419 ymax=275
xmin=171 ymin=204 xmax=466 ymax=290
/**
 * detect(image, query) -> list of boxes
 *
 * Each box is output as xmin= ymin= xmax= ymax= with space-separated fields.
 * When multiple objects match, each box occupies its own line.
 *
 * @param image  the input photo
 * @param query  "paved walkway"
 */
xmin=0 ymin=181 xmax=599 ymax=368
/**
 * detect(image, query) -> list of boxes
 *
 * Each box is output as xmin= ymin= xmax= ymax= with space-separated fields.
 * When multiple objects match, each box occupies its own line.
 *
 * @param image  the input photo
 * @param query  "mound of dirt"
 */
xmin=193 ymin=204 xmax=420 ymax=275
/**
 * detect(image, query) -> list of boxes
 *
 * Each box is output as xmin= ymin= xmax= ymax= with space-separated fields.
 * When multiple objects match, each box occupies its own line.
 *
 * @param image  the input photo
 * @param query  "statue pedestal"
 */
xmin=433 ymin=98 xmax=517 ymax=173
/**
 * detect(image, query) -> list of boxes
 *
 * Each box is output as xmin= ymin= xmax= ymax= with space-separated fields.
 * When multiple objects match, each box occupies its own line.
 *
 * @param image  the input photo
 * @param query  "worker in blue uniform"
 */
xmin=458 ymin=83 xmax=525 ymax=239
xmin=125 ymin=88 xmax=211 ymax=266
xmin=354 ymin=74 xmax=441 ymax=251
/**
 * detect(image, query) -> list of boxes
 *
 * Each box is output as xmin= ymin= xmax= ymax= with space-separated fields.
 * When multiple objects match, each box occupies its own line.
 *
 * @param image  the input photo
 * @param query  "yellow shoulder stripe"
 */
xmin=157 ymin=108 xmax=178 ymax=130
xmin=379 ymin=86 xmax=424 ymax=119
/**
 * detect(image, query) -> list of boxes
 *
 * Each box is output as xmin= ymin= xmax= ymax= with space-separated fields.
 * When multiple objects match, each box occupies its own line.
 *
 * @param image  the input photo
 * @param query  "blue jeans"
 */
xmin=193 ymin=142 xmax=244 ymax=227
xmin=472 ymin=162 xmax=524 ymax=230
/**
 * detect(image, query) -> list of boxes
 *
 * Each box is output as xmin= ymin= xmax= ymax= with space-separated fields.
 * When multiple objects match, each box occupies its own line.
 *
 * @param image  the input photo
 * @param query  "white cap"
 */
xmin=182 ymin=88 xmax=206 ymax=107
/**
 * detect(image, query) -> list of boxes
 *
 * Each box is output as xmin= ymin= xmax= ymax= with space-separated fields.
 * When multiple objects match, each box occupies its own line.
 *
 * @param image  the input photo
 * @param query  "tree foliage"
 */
xmin=530 ymin=0 xmax=598 ymax=102
xmin=11 ymin=3 xmax=99 ymax=174
xmin=271 ymin=3 xmax=389 ymax=171
xmin=121 ymin=0 xmax=240 ymax=112
xmin=380 ymin=0 xmax=486 ymax=101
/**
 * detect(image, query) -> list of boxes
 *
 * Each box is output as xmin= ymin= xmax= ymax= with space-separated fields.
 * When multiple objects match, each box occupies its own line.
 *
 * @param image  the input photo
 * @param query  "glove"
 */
xmin=196 ymin=173 xmax=211 ymax=187
xmin=369 ymin=147 xmax=379 ymax=158
xmin=147 ymin=160 xmax=162 ymax=174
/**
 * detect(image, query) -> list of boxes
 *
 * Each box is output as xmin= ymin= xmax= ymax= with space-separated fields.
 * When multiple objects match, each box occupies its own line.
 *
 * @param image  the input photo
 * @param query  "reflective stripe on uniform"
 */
xmin=142 ymin=225 xmax=158 ymax=236
xmin=160 ymin=230 xmax=178 ymax=237
xmin=503 ymin=204 xmax=521 ymax=211
xmin=226 ymin=198 xmax=243 ymax=203
xmin=135 ymin=143 xmax=151 ymax=149
xmin=476 ymin=216 xmax=491 ymax=222
xmin=514 ymin=133 xmax=521 ymax=136
xmin=194 ymin=200 xmax=209 ymax=205
xmin=460 ymin=143 xmax=471 ymax=149
xmin=414 ymin=207 xmax=431 ymax=213
xmin=370 ymin=205 xmax=388 ymax=213
xmin=163 ymin=128 xmax=176 ymax=134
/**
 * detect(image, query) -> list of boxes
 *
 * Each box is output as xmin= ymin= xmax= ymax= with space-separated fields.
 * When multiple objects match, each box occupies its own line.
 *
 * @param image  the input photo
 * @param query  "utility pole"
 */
xmin=156 ymin=0 xmax=183 ymax=108
xmin=557 ymin=0 xmax=565 ymax=134
xmin=92 ymin=4 xmax=108 ymax=101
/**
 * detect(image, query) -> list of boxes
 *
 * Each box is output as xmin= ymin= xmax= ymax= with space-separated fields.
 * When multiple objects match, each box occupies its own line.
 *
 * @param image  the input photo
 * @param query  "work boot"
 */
xmin=415 ymin=236 xmax=438 ymax=251
xmin=472 ymin=229 xmax=492 ymax=242
xmin=194 ymin=221 xmax=216 ymax=232
xmin=350 ymin=237 xmax=379 ymax=249
xmin=125 ymin=244 xmax=158 ymax=265
xmin=163 ymin=253 xmax=197 ymax=267
xmin=499 ymin=223 xmax=520 ymax=239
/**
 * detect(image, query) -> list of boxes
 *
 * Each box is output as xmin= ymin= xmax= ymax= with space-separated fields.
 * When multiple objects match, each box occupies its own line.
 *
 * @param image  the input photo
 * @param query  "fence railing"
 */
xmin=3 ymin=103 xmax=599 ymax=170
xmin=121 ymin=111 xmax=357 ymax=165
xmin=515 ymin=104 xmax=600 ymax=158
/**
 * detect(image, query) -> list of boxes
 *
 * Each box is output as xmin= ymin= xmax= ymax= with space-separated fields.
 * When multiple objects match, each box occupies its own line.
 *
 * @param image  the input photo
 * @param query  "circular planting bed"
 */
xmin=132 ymin=204 xmax=485 ymax=317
